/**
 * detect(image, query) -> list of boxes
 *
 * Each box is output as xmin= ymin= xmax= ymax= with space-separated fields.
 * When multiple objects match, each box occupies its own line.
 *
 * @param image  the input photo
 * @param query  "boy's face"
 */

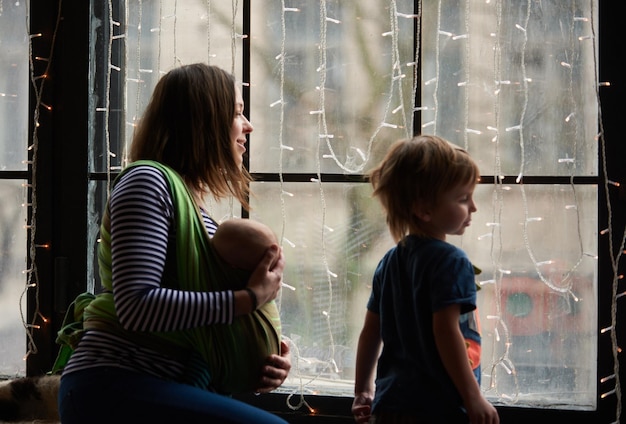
xmin=421 ymin=180 xmax=477 ymax=240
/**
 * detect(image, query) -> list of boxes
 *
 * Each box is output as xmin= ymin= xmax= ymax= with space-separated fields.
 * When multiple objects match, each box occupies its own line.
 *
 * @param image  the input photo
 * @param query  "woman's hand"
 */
xmin=247 ymin=245 xmax=285 ymax=307
xmin=256 ymin=340 xmax=291 ymax=393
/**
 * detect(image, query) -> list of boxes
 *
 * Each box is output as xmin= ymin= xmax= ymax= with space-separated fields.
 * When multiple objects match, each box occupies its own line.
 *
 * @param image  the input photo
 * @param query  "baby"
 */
xmin=209 ymin=218 xmax=283 ymax=394
xmin=213 ymin=218 xmax=281 ymax=273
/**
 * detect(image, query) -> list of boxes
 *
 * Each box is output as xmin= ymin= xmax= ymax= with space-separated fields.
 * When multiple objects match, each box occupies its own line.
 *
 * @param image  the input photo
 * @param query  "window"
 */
xmin=2 ymin=1 xmax=623 ymax=422
xmin=420 ymin=1 xmax=598 ymax=409
xmin=0 ymin=1 xmax=29 ymax=377
xmin=87 ymin=0 xmax=600 ymax=411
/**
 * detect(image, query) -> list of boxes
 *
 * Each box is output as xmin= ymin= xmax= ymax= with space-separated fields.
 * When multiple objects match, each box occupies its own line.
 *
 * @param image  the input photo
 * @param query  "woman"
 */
xmin=58 ymin=64 xmax=291 ymax=424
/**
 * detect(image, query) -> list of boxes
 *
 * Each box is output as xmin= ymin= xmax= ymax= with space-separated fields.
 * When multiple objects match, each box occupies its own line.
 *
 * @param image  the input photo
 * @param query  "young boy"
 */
xmin=352 ymin=135 xmax=499 ymax=423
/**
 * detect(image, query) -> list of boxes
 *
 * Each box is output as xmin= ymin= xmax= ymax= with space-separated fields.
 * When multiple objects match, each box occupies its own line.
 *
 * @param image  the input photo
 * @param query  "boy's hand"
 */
xmin=351 ymin=393 xmax=372 ymax=423
xmin=466 ymin=396 xmax=499 ymax=424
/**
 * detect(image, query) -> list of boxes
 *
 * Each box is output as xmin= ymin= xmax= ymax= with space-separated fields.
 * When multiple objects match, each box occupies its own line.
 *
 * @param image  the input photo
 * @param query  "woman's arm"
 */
xmin=110 ymin=166 xmax=235 ymax=331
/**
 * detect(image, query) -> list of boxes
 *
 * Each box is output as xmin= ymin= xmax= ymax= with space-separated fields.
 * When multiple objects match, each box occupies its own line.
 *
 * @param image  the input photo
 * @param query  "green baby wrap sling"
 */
xmin=57 ymin=160 xmax=281 ymax=394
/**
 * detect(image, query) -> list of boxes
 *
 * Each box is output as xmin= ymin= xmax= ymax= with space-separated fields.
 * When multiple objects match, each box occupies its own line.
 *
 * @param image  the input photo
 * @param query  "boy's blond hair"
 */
xmin=368 ymin=135 xmax=480 ymax=242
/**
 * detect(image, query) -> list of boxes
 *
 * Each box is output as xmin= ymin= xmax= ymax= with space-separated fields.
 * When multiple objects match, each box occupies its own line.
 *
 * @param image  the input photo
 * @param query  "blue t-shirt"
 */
xmin=367 ymin=236 xmax=480 ymax=423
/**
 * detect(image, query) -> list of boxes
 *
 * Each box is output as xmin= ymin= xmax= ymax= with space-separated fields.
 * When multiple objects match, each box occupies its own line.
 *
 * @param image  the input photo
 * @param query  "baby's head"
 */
xmin=213 ymin=219 xmax=278 ymax=271
xmin=368 ymin=135 xmax=480 ymax=241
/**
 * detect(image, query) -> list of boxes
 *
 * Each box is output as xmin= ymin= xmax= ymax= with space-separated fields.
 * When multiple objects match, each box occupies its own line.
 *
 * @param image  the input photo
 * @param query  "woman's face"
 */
xmin=230 ymin=86 xmax=254 ymax=168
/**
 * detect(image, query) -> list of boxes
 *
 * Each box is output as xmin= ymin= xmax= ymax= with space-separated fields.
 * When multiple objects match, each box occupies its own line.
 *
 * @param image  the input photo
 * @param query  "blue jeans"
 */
xmin=58 ymin=367 xmax=288 ymax=424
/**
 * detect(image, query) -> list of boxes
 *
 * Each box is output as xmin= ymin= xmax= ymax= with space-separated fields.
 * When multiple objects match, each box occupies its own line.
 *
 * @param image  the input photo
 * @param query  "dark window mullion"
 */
xmin=28 ymin=0 xmax=91 ymax=375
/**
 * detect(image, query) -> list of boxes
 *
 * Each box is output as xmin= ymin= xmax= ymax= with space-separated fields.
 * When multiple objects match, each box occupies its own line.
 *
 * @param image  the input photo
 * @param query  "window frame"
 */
xmin=21 ymin=1 xmax=625 ymax=422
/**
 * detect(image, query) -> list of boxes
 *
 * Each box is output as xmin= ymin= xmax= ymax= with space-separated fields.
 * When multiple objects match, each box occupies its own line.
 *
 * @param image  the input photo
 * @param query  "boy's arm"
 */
xmin=433 ymin=304 xmax=499 ymax=424
xmin=352 ymin=310 xmax=382 ymax=423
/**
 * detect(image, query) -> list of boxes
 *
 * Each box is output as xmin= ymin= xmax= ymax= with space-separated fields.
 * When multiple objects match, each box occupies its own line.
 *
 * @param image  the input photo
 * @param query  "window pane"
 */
xmin=421 ymin=0 xmax=598 ymax=177
xmin=0 ymin=2 xmax=28 ymax=171
xmin=249 ymin=0 xmax=417 ymax=174
xmin=467 ymin=184 xmax=597 ymax=408
xmin=94 ymin=0 xmax=600 ymax=412
xmin=250 ymin=181 xmax=597 ymax=407
xmin=87 ymin=181 xmax=109 ymax=293
xmin=88 ymin=0 xmax=248 ymax=291
xmin=249 ymin=181 xmax=391 ymax=395
xmin=0 ymin=1 xmax=28 ymax=377
xmin=0 ymin=181 xmax=28 ymax=376
xmin=421 ymin=0 xmax=598 ymax=409
xmin=90 ymin=0 xmax=244 ymax=173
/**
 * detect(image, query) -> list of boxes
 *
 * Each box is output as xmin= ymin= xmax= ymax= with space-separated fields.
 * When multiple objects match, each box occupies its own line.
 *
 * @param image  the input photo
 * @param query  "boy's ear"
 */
xmin=412 ymin=203 xmax=432 ymax=222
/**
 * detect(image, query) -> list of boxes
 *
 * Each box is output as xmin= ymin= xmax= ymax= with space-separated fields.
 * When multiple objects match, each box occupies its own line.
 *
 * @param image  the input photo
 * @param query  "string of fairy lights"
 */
xmin=21 ymin=0 xmax=63 ymax=364
xmin=420 ymin=0 xmax=612 ymax=412
xmin=279 ymin=1 xmax=420 ymax=412
xmin=11 ymin=0 xmax=625 ymax=421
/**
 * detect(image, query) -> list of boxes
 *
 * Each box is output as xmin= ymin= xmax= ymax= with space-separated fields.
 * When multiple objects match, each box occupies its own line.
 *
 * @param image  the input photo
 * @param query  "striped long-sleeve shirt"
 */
xmin=62 ymin=165 xmax=235 ymax=382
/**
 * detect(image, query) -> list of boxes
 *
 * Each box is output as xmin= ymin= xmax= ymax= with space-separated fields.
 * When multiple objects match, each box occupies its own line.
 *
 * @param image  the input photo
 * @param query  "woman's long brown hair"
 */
xmin=129 ymin=64 xmax=252 ymax=209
